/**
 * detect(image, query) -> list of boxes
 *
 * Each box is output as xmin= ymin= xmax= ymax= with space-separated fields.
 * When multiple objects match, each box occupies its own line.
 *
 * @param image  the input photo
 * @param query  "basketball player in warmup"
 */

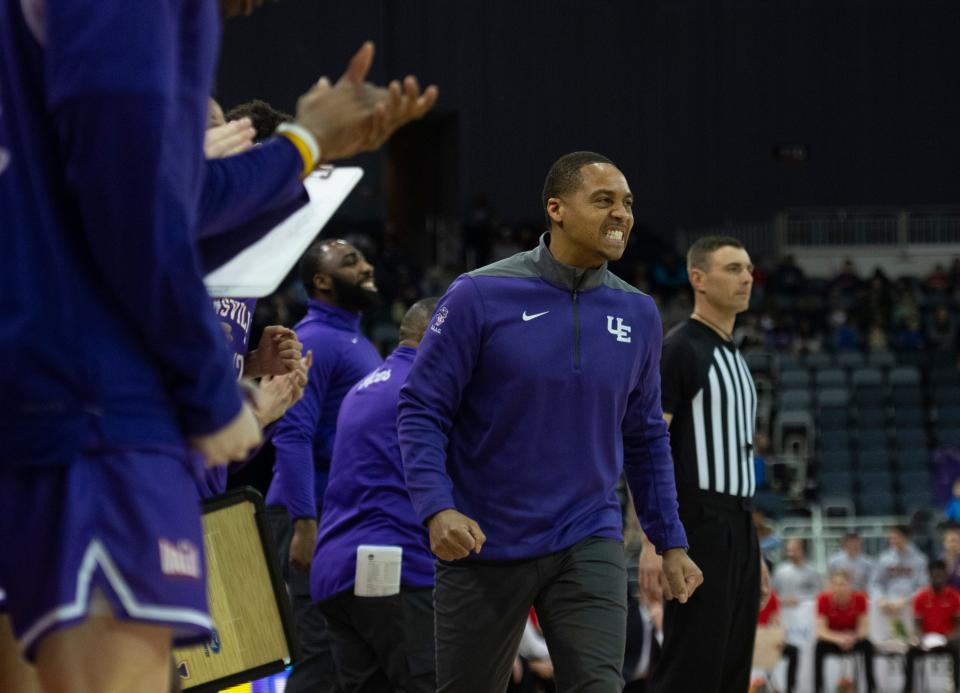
xmin=650 ymin=236 xmax=762 ymax=693
xmin=398 ymin=151 xmax=703 ymax=692
xmin=311 ymin=298 xmax=439 ymax=692
xmin=0 ymin=6 xmax=435 ymax=693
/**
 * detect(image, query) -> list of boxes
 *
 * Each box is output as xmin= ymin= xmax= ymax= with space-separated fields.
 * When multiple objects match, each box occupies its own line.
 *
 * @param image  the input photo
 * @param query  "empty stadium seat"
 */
xmin=817 ymin=388 xmax=850 ymax=408
xmin=938 ymin=405 xmax=960 ymax=426
xmin=888 ymin=366 xmax=921 ymax=386
xmin=897 ymin=468 xmax=933 ymax=492
xmin=891 ymin=406 xmax=925 ymax=426
xmin=819 ymin=471 xmax=854 ymax=495
xmin=860 ymin=470 xmax=894 ymax=492
xmin=895 ymin=449 xmax=929 ymax=470
xmin=837 ymin=352 xmax=865 ymax=369
xmin=779 ymin=389 xmax=812 ymax=411
xmin=856 ymin=406 xmax=887 ymax=427
xmin=804 ymin=353 xmax=834 ymax=370
xmin=894 ymin=427 xmax=928 ymax=450
xmin=868 ymin=350 xmax=897 ymax=369
xmin=780 ymin=369 xmax=811 ymax=389
xmin=816 ymin=368 xmax=848 ymax=388
xmin=891 ymin=385 xmax=924 ymax=406
xmin=857 ymin=492 xmax=896 ymax=516
xmin=820 ymin=430 xmax=851 ymax=451
xmin=856 ymin=429 xmax=889 ymax=451
xmin=819 ymin=450 xmax=853 ymax=471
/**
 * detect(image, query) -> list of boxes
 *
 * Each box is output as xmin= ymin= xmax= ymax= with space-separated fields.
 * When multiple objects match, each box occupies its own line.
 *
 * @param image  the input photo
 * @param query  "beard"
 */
xmin=331 ymin=274 xmax=381 ymax=313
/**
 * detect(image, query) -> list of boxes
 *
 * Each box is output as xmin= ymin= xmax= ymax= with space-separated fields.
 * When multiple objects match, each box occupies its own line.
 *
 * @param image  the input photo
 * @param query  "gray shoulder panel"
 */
xmin=467 ymin=250 xmax=538 ymax=279
xmin=601 ymin=271 xmax=645 ymax=296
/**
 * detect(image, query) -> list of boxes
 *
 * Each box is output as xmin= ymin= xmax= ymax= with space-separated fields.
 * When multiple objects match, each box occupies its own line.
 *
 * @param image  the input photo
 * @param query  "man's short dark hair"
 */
xmin=541 ymin=151 xmax=614 ymax=227
xmin=298 ymin=239 xmax=339 ymax=295
xmin=891 ymin=524 xmax=912 ymax=538
xmin=930 ymin=559 xmax=947 ymax=573
xmin=399 ymin=297 xmax=439 ymax=344
xmin=686 ymin=235 xmax=744 ymax=272
xmin=226 ymin=99 xmax=292 ymax=142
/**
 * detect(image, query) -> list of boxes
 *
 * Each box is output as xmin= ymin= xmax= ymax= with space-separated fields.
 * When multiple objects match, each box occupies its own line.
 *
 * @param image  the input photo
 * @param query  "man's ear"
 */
xmin=546 ymin=197 xmax=563 ymax=227
xmin=688 ymin=267 xmax=705 ymax=294
xmin=313 ymin=273 xmax=332 ymax=292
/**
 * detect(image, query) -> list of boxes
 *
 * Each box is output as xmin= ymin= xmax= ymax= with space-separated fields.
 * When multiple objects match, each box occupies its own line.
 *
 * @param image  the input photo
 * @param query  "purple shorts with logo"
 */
xmin=0 ymin=446 xmax=212 ymax=660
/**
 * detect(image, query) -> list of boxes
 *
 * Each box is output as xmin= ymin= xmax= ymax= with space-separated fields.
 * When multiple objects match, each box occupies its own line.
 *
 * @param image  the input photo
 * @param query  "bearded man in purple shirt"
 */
xmin=265 ymin=238 xmax=384 ymax=692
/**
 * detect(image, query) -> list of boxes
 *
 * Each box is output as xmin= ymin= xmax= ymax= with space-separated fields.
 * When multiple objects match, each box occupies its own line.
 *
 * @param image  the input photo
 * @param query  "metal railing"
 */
xmin=676 ymin=206 xmax=960 ymax=258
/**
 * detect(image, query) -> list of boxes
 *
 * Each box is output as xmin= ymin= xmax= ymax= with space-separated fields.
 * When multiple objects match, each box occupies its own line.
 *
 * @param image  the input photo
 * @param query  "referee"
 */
xmin=650 ymin=236 xmax=761 ymax=693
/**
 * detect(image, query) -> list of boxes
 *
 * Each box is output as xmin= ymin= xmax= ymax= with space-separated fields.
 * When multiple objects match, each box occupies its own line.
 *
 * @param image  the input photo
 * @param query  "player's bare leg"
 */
xmin=35 ymin=616 xmax=172 ymax=693
xmin=0 ymin=614 xmax=40 ymax=693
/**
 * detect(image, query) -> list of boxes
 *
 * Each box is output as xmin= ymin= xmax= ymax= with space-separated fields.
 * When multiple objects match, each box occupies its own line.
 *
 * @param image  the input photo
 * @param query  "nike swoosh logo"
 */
xmin=522 ymin=310 xmax=550 ymax=321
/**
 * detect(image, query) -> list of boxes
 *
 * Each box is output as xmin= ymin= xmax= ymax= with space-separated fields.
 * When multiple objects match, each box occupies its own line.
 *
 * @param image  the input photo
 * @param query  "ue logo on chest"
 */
xmin=606 ymin=316 xmax=632 ymax=343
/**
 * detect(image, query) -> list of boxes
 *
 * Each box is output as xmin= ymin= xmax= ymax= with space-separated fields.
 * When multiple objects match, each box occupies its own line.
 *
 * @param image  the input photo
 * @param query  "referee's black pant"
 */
xmin=651 ymin=493 xmax=760 ymax=693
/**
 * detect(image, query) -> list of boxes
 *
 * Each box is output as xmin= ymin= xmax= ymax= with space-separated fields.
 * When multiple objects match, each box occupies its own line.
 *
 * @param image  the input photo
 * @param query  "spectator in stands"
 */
xmin=945 ymin=524 xmax=960 ymax=591
xmin=867 ymin=324 xmax=889 ymax=352
xmin=925 ymin=264 xmax=952 ymax=293
xmin=855 ymin=271 xmax=893 ymax=333
xmin=926 ymin=306 xmax=959 ymax=353
xmin=814 ymin=569 xmax=876 ymax=693
xmin=872 ymin=525 xmax=930 ymax=626
xmin=755 ymin=580 xmax=799 ymax=693
xmin=828 ymin=531 xmax=875 ymax=593
xmin=508 ymin=611 xmax=555 ymax=693
xmin=829 ymin=309 xmax=861 ymax=352
xmin=903 ymin=559 xmax=960 ymax=693
xmin=949 ymin=258 xmax=960 ymax=294
xmin=946 ymin=483 xmax=960 ymax=525
xmin=773 ymin=538 xmax=823 ymax=607
xmin=895 ymin=315 xmax=925 ymax=352
xmin=771 ymin=255 xmax=806 ymax=295
xmin=829 ymin=259 xmax=863 ymax=299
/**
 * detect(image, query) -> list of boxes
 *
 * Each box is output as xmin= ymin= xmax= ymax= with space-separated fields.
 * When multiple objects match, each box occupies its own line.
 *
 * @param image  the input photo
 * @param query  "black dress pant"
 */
xmin=434 ymin=536 xmax=627 ymax=693
xmin=651 ymin=497 xmax=760 ymax=693
xmin=267 ymin=506 xmax=339 ymax=693
xmin=319 ymin=588 xmax=435 ymax=693
xmin=903 ymin=642 xmax=960 ymax=693
xmin=814 ymin=639 xmax=876 ymax=693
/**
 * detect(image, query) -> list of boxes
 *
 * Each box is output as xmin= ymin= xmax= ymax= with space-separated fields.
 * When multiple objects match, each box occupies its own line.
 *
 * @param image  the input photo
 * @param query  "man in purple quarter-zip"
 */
xmin=266 ymin=238 xmax=384 ymax=692
xmin=311 ymin=298 xmax=439 ymax=693
xmin=398 ymin=151 xmax=704 ymax=693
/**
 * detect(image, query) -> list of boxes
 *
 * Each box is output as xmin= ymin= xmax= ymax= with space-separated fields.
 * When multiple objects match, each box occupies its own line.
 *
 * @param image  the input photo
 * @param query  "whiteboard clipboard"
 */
xmin=204 ymin=167 xmax=363 ymax=298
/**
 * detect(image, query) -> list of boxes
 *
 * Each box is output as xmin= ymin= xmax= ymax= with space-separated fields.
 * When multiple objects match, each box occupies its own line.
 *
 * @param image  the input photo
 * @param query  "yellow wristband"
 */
xmin=276 ymin=123 xmax=320 ymax=179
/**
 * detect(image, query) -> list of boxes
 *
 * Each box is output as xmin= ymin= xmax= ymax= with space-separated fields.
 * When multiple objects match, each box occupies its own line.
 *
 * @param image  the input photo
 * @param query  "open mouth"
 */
xmin=360 ymin=278 xmax=378 ymax=292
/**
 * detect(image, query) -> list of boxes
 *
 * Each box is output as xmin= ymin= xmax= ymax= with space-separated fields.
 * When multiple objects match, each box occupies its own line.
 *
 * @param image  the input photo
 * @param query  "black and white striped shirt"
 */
xmin=660 ymin=319 xmax=758 ymax=498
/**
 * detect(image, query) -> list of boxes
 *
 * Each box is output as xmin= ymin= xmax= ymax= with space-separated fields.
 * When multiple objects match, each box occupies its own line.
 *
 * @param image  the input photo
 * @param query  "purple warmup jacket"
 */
xmin=1 ymin=0 xmax=245 ymax=464
xmin=398 ymin=234 xmax=688 ymax=560
xmin=312 ymin=346 xmax=434 ymax=602
xmin=266 ymin=300 xmax=382 ymax=519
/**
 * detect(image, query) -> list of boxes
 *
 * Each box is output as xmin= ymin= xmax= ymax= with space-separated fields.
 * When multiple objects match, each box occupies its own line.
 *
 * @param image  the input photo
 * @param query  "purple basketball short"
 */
xmin=0 ymin=446 xmax=212 ymax=660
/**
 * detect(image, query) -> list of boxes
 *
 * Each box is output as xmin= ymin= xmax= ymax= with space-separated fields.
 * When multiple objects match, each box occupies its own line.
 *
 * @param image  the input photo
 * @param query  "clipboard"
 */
xmin=204 ymin=167 xmax=363 ymax=298
xmin=174 ymin=488 xmax=299 ymax=692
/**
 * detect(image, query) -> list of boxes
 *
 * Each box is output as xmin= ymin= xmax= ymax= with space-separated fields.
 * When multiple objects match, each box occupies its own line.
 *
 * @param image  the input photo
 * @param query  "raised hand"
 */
xmin=204 ymin=119 xmax=256 ymax=159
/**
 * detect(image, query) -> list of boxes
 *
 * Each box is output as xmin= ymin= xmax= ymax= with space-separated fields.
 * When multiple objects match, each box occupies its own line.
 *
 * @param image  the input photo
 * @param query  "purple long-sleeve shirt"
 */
xmin=266 ymin=300 xmax=382 ymax=519
xmin=312 ymin=346 xmax=434 ymax=602
xmin=398 ymin=234 xmax=688 ymax=560
xmin=1 ymin=0 xmax=242 ymax=464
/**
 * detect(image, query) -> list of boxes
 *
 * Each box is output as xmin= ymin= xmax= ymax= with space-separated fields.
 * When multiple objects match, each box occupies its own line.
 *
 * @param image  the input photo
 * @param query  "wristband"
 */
xmin=276 ymin=122 xmax=320 ymax=178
